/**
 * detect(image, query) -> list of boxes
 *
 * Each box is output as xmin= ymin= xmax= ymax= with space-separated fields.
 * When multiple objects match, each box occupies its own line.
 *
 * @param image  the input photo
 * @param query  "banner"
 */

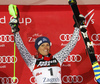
xmin=0 ymin=5 xmax=100 ymax=84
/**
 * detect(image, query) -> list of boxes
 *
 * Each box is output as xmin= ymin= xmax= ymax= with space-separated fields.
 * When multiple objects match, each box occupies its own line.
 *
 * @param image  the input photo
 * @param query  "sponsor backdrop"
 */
xmin=0 ymin=5 xmax=100 ymax=84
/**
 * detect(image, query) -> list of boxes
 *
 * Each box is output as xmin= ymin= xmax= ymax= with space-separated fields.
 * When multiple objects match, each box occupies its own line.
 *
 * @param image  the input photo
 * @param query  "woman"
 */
xmin=9 ymin=14 xmax=85 ymax=84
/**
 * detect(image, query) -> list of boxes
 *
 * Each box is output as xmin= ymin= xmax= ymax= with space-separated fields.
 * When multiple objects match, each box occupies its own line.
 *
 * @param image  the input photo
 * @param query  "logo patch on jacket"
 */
xmin=34 ymin=58 xmax=60 ymax=70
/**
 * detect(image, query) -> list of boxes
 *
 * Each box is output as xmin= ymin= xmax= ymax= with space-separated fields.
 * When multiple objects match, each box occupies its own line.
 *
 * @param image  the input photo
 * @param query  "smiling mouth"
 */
xmin=44 ymin=50 xmax=48 ymax=52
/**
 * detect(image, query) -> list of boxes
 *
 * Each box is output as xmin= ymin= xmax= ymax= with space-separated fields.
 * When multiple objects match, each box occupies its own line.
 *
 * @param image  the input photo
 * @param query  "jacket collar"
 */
xmin=38 ymin=53 xmax=53 ymax=61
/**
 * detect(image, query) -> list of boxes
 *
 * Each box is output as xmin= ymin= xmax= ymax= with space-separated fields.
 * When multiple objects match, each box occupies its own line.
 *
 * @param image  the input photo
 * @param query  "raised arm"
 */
xmin=9 ymin=18 xmax=36 ymax=71
xmin=53 ymin=14 xmax=85 ymax=66
xmin=53 ymin=27 xmax=79 ymax=66
xmin=14 ymin=32 xmax=36 ymax=71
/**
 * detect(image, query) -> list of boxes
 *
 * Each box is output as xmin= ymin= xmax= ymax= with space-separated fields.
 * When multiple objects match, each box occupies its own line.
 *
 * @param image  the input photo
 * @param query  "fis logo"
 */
xmin=84 ymin=9 xmax=95 ymax=26
xmin=84 ymin=9 xmax=100 ymax=46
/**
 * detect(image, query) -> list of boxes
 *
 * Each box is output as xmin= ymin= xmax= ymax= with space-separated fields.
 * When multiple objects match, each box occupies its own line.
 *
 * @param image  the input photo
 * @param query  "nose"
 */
xmin=44 ymin=46 xmax=48 ymax=49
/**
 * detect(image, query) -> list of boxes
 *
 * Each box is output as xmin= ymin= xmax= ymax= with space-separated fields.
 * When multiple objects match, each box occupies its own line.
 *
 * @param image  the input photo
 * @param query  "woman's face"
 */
xmin=38 ymin=43 xmax=50 ymax=56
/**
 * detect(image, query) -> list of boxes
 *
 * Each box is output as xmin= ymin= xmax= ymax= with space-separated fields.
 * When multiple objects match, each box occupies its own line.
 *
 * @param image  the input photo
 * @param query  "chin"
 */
xmin=43 ymin=53 xmax=49 ymax=56
xmin=44 ymin=54 xmax=48 ymax=56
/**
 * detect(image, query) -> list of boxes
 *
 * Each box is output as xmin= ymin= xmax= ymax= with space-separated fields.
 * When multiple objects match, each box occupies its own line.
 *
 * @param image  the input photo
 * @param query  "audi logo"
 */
xmin=30 ymin=76 xmax=37 ymax=84
xmin=59 ymin=34 xmax=80 ymax=42
xmin=62 ymin=75 xmax=83 ymax=83
xmin=95 ymin=54 xmax=100 ymax=62
xmin=64 ymin=54 xmax=82 ymax=62
xmin=0 ymin=77 xmax=19 ymax=84
xmin=91 ymin=34 xmax=100 ymax=41
xmin=0 ymin=56 xmax=17 ymax=63
xmin=0 ymin=34 xmax=14 ymax=42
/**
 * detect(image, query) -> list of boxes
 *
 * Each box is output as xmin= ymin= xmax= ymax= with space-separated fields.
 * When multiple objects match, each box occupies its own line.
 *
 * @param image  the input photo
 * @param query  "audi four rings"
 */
xmin=0 ymin=77 xmax=18 ymax=84
xmin=0 ymin=34 xmax=99 ymax=42
xmin=1 ymin=54 xmax=100 ymax=64
xmin=91 ymin=34 xmax=100 ymax=41
xmin=59 ymin=34 xmax=80 ymax=41
xmin=59 ymin=33 xmax=100 ymax=42
xmin=0 ymin=75 xmax=98 ymax=84
xmin=62 ymin=75 xmax=83 ymax=83
xmin=0 ymin=34 xmax=14 ymax=42
xmin=64 ymin=54 xmax=82 ymax=62
xmin=29 ymin=75 xmax=98 ymax=84
xmin=0 ymin=56 xmax=17 ymax=63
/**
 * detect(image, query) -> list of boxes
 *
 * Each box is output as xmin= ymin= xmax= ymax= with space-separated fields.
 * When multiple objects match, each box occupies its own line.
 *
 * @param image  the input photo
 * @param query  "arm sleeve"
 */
xmin=14 ymin=32 xmax=36 ymax=71
xmin=53 ymin=27 xmax=79 ymax=66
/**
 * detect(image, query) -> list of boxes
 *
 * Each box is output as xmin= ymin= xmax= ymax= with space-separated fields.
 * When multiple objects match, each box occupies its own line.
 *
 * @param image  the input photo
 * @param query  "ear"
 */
xmin=50 ymin=42 xmax=52 ymax=46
